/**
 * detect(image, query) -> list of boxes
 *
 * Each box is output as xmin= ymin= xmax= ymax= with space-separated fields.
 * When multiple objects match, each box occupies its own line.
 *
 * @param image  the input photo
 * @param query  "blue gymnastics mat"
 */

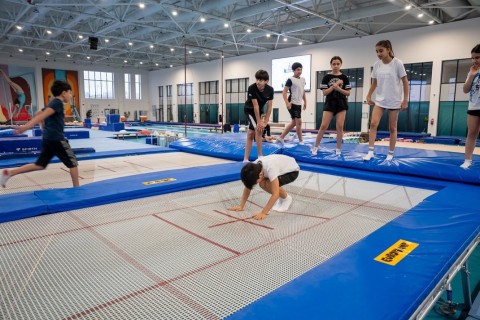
xmin=170 ymin=133 xmax=282 ymax=161
xmin=0 ymin=147 xmax=176 ymax=168
xmin=170 ymin=134 xmax=480 ymax=185
xmin=0 ymin=162 xmax=244 ymax=223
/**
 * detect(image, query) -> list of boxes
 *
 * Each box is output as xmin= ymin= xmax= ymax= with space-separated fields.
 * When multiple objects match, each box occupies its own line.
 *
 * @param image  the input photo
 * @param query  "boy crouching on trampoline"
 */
xmin=0 ymin=80 xmax=79 ymax=188
xmin=228 ymin=154 xmax=299 ymax=220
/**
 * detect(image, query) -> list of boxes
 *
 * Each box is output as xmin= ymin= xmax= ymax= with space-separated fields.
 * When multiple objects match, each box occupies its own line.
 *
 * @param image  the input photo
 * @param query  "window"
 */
xmin=199 ymin=81 xmax=219 ymax=124
xmin=225 ymin=77 xmax=249 ymax=124
xmin=84 ymin=71 xmax=114 ymax=99
xmin=438 ymin=58 xmax=471 ymax=136
xmin=157 ymin=86 xmax=164 ymax=122
xmin=166 ymin=85 xmax=173 ymax=122
xmin=124 ymin=73 xmax=131 ymax=100
xmin=135 ymin=74 xmax=142 ymax=100
xmin=401 ymin=62 xmax=432 ymax=133
xmin=177 ymin=83 xmax=194 ymax=122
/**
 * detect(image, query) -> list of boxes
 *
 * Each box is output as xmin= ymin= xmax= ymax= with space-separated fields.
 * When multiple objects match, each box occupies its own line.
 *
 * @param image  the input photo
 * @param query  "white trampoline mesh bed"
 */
xmin=0 ymin=170 xmax=435 ymax=319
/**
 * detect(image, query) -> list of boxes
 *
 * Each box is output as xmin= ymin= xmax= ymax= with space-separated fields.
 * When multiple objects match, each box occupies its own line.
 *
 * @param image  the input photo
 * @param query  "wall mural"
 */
xmin=0 ymin=65 xmax=37 ymax=124
xmin=42 ymin=68 xmax=80 ymax=122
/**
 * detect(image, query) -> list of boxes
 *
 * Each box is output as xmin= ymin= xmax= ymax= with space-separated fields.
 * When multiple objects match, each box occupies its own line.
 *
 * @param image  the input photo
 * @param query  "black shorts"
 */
xmin=245 ymin=108 xmax=260 ymax=131
xmin=288 ymin=104 xmax=302 ymax=119
xmin=323 ymin=103 xmax=348 ymax=116
xmin=278 ymin=170 xmax=299 ymax=187
xmin=467 ymin=110 xmax=480 ymax=117
xmin=35 ymin=139 xmax=78 ymax=168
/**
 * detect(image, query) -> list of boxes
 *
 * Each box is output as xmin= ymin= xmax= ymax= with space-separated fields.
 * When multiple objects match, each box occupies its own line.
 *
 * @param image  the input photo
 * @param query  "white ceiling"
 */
xmin=1 ymin=0 xmax=479 ymax=70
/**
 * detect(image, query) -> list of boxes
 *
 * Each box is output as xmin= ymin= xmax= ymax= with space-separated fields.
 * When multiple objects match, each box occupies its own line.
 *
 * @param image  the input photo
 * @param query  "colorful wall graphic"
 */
xmin=42 ymin=68 xmax=80 ymax=121
xmin=0 ymin=65 xmax=37 ymax=123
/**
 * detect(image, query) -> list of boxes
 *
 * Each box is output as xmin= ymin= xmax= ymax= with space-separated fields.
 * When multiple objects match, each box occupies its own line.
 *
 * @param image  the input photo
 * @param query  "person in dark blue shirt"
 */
xmin=1 ymin=80 xmax=79 ymax=188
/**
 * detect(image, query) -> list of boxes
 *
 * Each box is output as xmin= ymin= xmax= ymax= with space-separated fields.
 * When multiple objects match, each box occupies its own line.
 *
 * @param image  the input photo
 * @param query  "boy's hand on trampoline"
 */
xmin=14 ymin=126 xmax=25 ymax=135
xmin=227 ymin=205 xmax=243 ymax=212
xmin=253 ymin=212 xmax=268 ymax=220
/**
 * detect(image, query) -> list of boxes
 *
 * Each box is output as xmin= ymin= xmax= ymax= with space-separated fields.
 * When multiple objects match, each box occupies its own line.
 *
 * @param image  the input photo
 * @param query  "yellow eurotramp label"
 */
xmin=374 ymin=239 xmax=419 ymax=266
xmin=143 ymin=178 xmax=176 ymax=185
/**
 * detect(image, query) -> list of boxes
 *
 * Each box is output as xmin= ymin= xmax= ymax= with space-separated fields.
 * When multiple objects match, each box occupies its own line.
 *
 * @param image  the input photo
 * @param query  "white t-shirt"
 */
xmin=285 ymin=76 xmax=306 ymax=105
xmin=468 ymin=72 xmax=480 ymax=110
xmin=254 ymin=154 xmax=299 ymax=182
xmin=371 ymin=57 xmax=407 ymax=109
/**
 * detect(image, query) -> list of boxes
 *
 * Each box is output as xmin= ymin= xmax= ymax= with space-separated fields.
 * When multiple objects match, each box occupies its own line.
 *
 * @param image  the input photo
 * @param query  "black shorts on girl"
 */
xmin=323 ymin=103 xmax=348 ymax=116
xmin=467 ymin=110 xmax=480 ymax=117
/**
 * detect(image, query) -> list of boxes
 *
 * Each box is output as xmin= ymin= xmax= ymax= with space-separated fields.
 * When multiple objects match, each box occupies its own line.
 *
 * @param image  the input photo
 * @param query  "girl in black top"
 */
xmin=311 ymin=56 xmax=351 ymax=156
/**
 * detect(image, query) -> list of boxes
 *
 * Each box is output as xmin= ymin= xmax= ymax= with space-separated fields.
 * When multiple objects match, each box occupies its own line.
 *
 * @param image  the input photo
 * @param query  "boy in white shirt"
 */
xmin=228 ymin=154 xmax=300 ymax=220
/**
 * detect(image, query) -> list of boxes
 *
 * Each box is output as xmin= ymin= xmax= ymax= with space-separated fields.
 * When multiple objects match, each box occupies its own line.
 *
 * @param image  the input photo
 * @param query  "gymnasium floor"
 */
xmin=0 ymin=128 xmax=479 ymax=320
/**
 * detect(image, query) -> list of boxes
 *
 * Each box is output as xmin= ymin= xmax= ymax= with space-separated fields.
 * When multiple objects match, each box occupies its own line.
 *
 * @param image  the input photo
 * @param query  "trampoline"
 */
xmin=0 ymin=167 xmax=440 ymax=319
xmin=0 ymin=132 xmax=479 ymax=319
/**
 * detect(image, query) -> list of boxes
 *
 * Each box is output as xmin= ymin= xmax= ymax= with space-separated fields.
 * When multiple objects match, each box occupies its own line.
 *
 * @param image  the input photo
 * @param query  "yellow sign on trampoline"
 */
xmin=143 ymin=178 xmax=176 ymax=185
xmin=374 ymin=239 xmax=419 ymax=266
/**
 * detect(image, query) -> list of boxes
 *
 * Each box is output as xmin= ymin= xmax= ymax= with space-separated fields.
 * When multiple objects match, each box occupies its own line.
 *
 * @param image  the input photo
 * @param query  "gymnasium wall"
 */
xmin=0 ymin=57 xmax=151 ymax=121
xmin=1 ymin=16 xmax=478 ymax=129
xmin=149 ymin=17 xmax=480 ymax=133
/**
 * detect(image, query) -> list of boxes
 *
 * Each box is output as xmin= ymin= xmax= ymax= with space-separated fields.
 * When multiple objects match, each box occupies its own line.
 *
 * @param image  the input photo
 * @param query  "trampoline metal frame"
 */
xmin=411 ymin=236 xmax=480 ymax=319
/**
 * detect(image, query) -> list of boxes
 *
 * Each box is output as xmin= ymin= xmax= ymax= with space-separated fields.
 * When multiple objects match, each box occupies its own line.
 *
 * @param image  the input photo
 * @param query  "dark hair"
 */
xmin=255 ymin=70 xmax=269 ymax=81
xmin=330 ymin=56 xmax=343 ymax=64
xmin=472 ymin=44 xmax=480 ymax=54
xmin=51 ymin=80 xmax=72 ymax=97
xmin=13 ymin=98 xmax=20 ymax=105
xmin=240 ymin=162 xmax=262 ymax=189
xmin=291 ymin=62 xmax=303 ymax=71
xmin=376 ymin=40 xmax=395 ymax=58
